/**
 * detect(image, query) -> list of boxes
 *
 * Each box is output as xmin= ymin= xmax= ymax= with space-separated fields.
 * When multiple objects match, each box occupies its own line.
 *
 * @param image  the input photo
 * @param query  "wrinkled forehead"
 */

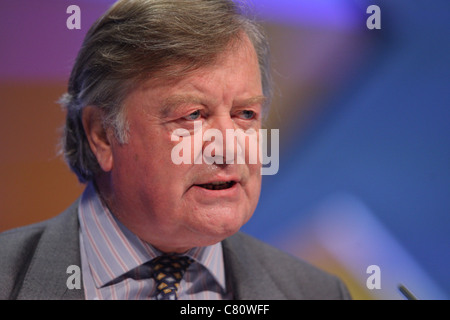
xmin=123 ymin=37 xmax=263 ymax=109
xmin=128 ymin=34 xmax=261 ymax=97
xmin=137 ymin=31 xmax=259 ymax=82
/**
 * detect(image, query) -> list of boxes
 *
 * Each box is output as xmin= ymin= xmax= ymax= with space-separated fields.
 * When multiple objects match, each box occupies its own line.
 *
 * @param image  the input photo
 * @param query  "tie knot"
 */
xmin=151 ymin=255 xmax=193 ymax=273
xmin=149 ymin=255 xmax=193 ymax=300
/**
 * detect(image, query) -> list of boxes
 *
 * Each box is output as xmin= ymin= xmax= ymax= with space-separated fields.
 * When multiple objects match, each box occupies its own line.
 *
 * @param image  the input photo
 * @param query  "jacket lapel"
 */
xmin=222 ymin=233 xmax=288 ymax=300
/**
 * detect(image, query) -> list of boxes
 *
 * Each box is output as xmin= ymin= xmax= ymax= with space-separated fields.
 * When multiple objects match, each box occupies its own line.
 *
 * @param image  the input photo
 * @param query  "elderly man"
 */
xmin=0 ymin=0 xmax=351 ymax=300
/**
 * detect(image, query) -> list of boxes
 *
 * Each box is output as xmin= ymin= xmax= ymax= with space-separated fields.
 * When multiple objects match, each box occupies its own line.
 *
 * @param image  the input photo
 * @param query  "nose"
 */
xmin=203 ymin=114 xmax=239 ymax=165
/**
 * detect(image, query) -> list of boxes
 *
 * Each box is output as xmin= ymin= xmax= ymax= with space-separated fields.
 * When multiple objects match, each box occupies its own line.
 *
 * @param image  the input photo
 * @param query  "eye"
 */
xmin=238 ymin=110 xmax=256 ymax=120
xmin=184 ymin=110 xmax=201 ymax=121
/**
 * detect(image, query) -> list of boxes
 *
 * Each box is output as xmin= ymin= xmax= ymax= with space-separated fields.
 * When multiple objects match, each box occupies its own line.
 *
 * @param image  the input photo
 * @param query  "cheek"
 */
xmin=112 ymin=133 xmax=183 ymax=192
xmin=248 ymin=162 xmax=262 ymax=180
xmin=126 ymin=126 xmax=181 ymax=170
xmin=245 ymin=164 xmax=262 ymax=203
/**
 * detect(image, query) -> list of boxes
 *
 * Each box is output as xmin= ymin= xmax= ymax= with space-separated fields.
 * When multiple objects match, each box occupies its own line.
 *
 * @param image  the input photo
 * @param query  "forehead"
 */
xmin=127 ymin=35 xmax=263 ymax=111
xmin=147 ymin=33 xmax=260 ymax=86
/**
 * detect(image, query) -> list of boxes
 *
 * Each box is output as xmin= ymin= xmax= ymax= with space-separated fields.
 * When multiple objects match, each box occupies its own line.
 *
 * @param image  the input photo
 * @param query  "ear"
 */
xmin=82 ymin=106 xmax=113 ymax=172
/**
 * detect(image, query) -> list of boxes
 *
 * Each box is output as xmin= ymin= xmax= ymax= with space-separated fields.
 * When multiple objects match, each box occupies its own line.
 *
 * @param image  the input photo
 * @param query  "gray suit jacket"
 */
xmin=0 ymin=200 xmax=351 ymax=300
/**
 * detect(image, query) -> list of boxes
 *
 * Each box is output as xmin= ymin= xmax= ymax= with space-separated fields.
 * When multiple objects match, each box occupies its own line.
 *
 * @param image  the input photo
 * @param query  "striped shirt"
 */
xmin=78 ymin=182 xmax=231 ymax=300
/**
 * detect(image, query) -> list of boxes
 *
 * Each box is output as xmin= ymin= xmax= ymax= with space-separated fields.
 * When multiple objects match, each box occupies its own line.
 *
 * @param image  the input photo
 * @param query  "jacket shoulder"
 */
xmin=0 ymin=221 xmax=48 ymax=299
xmin=0 ymin=200 xmax=80 ymax=299
xmin=223 ymin=232 xmax=351 ymax=300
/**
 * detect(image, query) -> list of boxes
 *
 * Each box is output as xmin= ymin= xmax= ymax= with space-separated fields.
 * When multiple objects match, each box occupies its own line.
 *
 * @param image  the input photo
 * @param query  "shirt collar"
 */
xmin=185 ymin=243 xmax=227 ymax=291
xmin=78 ymin=182 xmax=226 ymax=291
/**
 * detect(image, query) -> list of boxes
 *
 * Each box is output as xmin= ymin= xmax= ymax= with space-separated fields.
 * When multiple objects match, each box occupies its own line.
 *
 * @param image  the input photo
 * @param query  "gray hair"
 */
xmin=59 ymin=0 xmax=273 ymax=183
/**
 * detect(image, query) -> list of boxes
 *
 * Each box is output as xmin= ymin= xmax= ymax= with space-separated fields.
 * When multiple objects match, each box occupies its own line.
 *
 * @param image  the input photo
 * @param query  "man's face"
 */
xmin=104 ymin=36 xmax=264 ymax=253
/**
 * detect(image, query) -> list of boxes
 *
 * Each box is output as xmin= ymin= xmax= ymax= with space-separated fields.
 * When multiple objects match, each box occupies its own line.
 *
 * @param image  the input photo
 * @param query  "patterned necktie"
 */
xmin=149 ymin=255 xmax=193 ymax=300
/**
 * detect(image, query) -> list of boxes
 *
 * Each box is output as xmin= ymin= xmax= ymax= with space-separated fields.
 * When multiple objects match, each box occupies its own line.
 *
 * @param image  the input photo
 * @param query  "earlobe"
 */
xmin=82 ymin=106 xmax=114 ymax=172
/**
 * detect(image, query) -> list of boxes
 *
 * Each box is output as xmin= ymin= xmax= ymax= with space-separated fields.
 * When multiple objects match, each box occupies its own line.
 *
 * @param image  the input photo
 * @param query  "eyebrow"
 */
xmin=235 ymin=95 xmax=267 ymax=108
xmin=160 ymin=94 xmax=208 ymax=118
xmin=160 ymin=94 xmax=267 ymax=117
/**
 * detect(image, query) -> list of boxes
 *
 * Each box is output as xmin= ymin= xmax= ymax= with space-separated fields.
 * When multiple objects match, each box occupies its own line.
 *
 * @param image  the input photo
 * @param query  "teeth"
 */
xmin=211 ymin=181 xmax=227 ymax=185
xmin=199 ymin=181 xmax=235 ymax=190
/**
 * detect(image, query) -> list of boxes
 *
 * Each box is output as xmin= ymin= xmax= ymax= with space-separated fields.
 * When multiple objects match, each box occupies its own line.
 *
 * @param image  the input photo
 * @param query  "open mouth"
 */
xmin=195 ymin=181 xmax=237 ymax=190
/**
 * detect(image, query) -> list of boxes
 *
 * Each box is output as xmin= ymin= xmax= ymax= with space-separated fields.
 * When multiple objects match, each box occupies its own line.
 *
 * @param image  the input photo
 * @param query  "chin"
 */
xmin=194 ymin=208 xmax=252 ymax=239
